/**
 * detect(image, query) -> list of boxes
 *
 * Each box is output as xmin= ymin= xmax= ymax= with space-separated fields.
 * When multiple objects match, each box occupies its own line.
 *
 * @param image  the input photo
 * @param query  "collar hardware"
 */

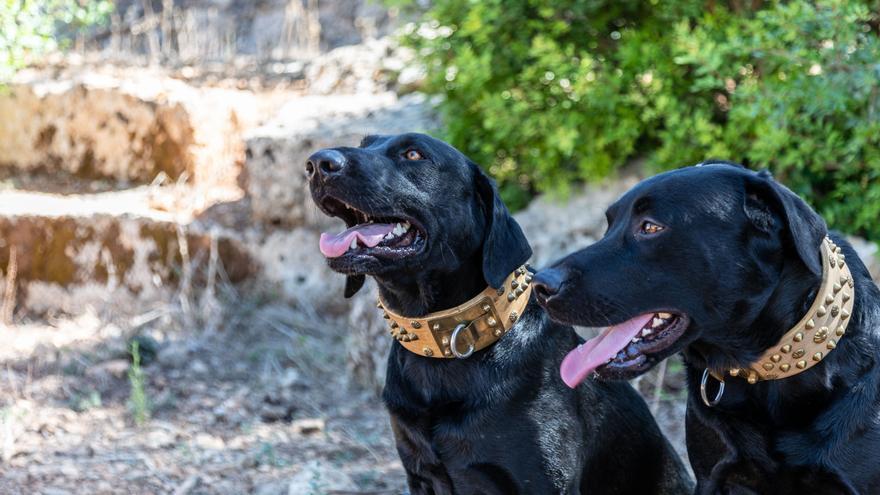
xmin=724 ymin=237 xmax=854 ymax=384
xmin=701 ymin=368 xmax=725 ymax=407
xmin=378 ymin=266 xmax=532 ymax=358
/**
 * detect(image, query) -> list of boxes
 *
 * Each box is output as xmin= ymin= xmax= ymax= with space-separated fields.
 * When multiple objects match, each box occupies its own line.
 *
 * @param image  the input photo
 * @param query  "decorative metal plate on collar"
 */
xmin=377 ymin=266 xmax=533 ymax=359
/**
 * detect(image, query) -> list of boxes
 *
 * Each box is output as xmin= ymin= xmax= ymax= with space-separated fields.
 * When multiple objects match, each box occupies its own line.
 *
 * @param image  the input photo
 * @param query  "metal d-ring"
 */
xmin=450 ymin=323 xmax=475 ymax=359
xmin=700 ymin=368 xmax=725 ymax=407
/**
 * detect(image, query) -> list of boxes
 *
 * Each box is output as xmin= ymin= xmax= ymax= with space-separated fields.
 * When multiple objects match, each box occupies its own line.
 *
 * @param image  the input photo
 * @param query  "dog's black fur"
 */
xmin=534 ymin=163 xmax=880 ymax=494
xmin=307 ymin=133 xmax=692 ymax=494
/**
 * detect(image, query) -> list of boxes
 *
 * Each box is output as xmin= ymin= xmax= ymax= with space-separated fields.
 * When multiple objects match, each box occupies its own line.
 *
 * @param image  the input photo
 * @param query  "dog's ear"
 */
xmin=344 ymin=275 xmax=366 ymax=298
xmin=744 ymin=173 xmax=827 ymax=276
xmin=472 ymin=163 xmax=532 ymax=288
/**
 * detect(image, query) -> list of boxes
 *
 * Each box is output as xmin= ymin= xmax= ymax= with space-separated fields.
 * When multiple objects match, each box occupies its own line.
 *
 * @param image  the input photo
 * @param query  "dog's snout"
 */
xmin=532 ymin=269 xmax=564 ymax=306
xmin=307 ymin=149 xmax=347 ymax=179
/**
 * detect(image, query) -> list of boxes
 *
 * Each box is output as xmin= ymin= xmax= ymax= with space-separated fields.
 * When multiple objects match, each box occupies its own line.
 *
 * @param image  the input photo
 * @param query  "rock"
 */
xmin=286 ymin=461 xmax=356 ymax=495
xmin=0 ymin=69 xmax=257 ymax=188
xmin=193 ymin=432 xmax=225 ymax=450
xmin=304 ymin=37 xmax=420 ymax=95
xmin=0 ymin=189 xmax=256 ymax=316
xmin=243 ymin=92 xmax=438 ymax=229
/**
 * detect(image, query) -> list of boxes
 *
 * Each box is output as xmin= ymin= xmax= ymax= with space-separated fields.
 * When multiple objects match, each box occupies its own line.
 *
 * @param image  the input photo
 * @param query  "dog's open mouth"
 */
xmin=560 ymin=312 xmax=689 ymax=387
xmin=317 ymin=196 xmax=426 ymax=260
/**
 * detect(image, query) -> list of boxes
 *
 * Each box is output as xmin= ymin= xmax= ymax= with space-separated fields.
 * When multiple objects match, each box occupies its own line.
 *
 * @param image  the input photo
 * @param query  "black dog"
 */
xmin=533 ymin=163 xmax=880 ymax=494
xmin=307 ymin=133 xmax=692 ymax=494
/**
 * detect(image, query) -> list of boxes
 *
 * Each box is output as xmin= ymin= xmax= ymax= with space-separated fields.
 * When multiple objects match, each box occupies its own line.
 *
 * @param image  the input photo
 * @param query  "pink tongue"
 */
xmin=319 ymin=223 xmax=396 ymax=258
xmin=560 ymin=313 xmax=654 ymax=388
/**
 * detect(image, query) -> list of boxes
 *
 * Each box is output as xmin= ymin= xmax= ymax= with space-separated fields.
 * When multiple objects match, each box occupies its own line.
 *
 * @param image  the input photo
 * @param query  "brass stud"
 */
xmin=376 ymin=301 xmax=383 ymax=309
xmin=441 ymin=336 xmax=449 ymax=345
xmin=493 ymin=328 xmax=503 ymax=337
xmin=841 ymin=309 xmax=850 ymax=320
xmin=423 ymin=348 xmax=433 ymax=357
xmin=511 ymin=280 xmax=519 ymax=289
xmin=411 ymin=321 xmax=422 ymax=329
xmin=781 ymin=344 xmax=792 ymax=353
xmin=836 ymin=325 xmax=846 ymax=337
xmin=444 ymin=349 xmax=452 ymax=357
xmin=848 ymin=278 xmax=854 ymax=288
xmin=805 ymin=319 xmax=815 ymax=330
xmin=482 ymin=304 xmax=491 ymax=312
xmin=747 ymin=372 xmax=758 ymax=385
xmin=515 ymin=287 xmax=524 ymax=296
xmin=842 ymin=292 xmax=850 ymax=302
xmin=793 ymin=332 xmax=804 ymax=342
xmin=763 ymin=362 xmax=774 ymax=371
xmin=831 ymin=305 xmax=840 ymax=317
xmin=792 ymin=349 xmax=805 ymax=359
xmin=780 ymin=363 xmax=791 ymax=372
xmin=824 ymin=294 xmax=834 ymax=305
xmin=729 ymin=368 xmax=741 ymax=377
xmin=383 ymin=313 xmax=390 ymax=319
xmin=525 ymin=275 xmax=533 ymax=283
xmin=833 ymin=282 xmax=842 ymax=293
xmin=827 ymin=339 xmax=837 ymax=350
xmin=813 ymin=352 xmax=823 ymax=362
xmin=487 ymin=317 xmax=497 ymax=326
xmin=509 ymin=311 xmax=518 ymax=322
xmin=830 ymin=257 xmax=837 ymax=268
xmin=813 ymin=327 xmax=828 ymax=343
xmin=508 ymin=293 xmax=515 ymax=302
xmin=771 ymin=354 xmax=781 ymax=363
xmin=391 ymin=322 xmax=399 ymax=329
xmin=433 ymin=323 xmax=440 ymax=331
xmin=840 ymin=275 xmax=849 ymax=285
xmin=497 ymin=287 xmax=505 ymax=296
xmin=409 ymin=334 xmax=418 ymax=342
xmin=839 ymin=253 xmax=846 ymax=261
xmin=796 ymin=360 xmax=807 ymax=369
xmin=817 ymin=306 xmax=827 ymax=317
xmin=399 ymin=328 xmax=408 ymax=335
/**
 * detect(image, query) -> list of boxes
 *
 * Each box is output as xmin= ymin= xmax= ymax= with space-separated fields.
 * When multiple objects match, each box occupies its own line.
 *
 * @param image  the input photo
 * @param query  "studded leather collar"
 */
xmin=725 ymin=236 xmax=854 ymax=384
xmin=377 ymin=266 xmax=533 ymax=358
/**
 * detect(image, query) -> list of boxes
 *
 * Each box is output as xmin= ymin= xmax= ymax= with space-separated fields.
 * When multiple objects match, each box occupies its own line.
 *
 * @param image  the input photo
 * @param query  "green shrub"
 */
xmin=0 ymin=0 xmax=112 ymax=82
xmin=405 ymin=0 xmax=880 ymax=240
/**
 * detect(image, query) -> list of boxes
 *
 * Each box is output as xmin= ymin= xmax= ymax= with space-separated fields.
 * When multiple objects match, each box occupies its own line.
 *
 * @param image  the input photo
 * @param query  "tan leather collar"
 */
xmin=724 ymin=236 xmax=854 ymax=384
xmin=377 ymin=266 xmax=532 ymax=358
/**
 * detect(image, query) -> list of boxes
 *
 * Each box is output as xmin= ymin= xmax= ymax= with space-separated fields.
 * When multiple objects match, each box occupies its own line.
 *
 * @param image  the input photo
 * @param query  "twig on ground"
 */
xmin=651 ymin=358 xmax=668 ymax=416
xmin=2 ymin=246 xmax=18 ymax=325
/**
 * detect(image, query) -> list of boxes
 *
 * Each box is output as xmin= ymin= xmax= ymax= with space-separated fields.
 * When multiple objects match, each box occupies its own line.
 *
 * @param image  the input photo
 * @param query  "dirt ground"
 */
xmin=0 ymin=294 xmax=689 ymax=495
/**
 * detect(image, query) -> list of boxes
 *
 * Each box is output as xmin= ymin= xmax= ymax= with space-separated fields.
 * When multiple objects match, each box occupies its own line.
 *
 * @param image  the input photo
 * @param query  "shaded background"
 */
xmin=0 ymin=1 xmax=878 ymax=493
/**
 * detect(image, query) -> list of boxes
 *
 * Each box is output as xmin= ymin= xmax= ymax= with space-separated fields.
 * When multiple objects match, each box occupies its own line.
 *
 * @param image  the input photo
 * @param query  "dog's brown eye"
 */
xmin=404 ymin=149 xmax=424 ymax=161
xmin=641 ymin=221 xmax=664 ymax=235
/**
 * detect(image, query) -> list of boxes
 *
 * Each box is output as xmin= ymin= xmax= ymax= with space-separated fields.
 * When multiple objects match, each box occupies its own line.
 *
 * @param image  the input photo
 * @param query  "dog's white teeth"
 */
xmin=350 ymin=238 xmax=358 ymax=250
xmin=384 ymin=233 xmax=394 ymax=240
xmin=641 ymin=328 xmax=653 ymax=337
xmin=652 ymin=318 xmax=664 ymax=328
xmin=658 ymin=312 xmax=672 ymax=319
xmin=631 ymin=337 xmax=641 ymax=343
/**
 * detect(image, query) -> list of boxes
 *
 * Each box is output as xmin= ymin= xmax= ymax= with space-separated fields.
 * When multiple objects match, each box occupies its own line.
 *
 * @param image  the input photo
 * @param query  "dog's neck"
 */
xmin=374 ymin=255 xmax=486 ymax=317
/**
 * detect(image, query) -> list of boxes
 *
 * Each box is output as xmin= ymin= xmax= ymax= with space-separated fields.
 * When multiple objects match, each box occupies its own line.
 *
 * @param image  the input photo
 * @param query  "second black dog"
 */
xmin=307 ymin=133 xmax=692 ymax=494
xmin=534 ymin=163 xmax=880 ymax=494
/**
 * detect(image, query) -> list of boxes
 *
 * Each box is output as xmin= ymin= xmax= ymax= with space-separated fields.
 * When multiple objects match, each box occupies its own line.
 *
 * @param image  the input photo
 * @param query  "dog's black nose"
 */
xmin=532 ymin=269 xmax=564 ymax=305
xmin=306 ymin=149 xmax=346 ymax=178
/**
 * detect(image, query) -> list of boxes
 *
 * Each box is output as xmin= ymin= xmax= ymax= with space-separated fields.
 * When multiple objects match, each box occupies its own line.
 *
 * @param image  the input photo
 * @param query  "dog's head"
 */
xmin=533 ymin=163 xmax=827 ymax=385
xmin=307 ymin=133 xmax=531 ymax=300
